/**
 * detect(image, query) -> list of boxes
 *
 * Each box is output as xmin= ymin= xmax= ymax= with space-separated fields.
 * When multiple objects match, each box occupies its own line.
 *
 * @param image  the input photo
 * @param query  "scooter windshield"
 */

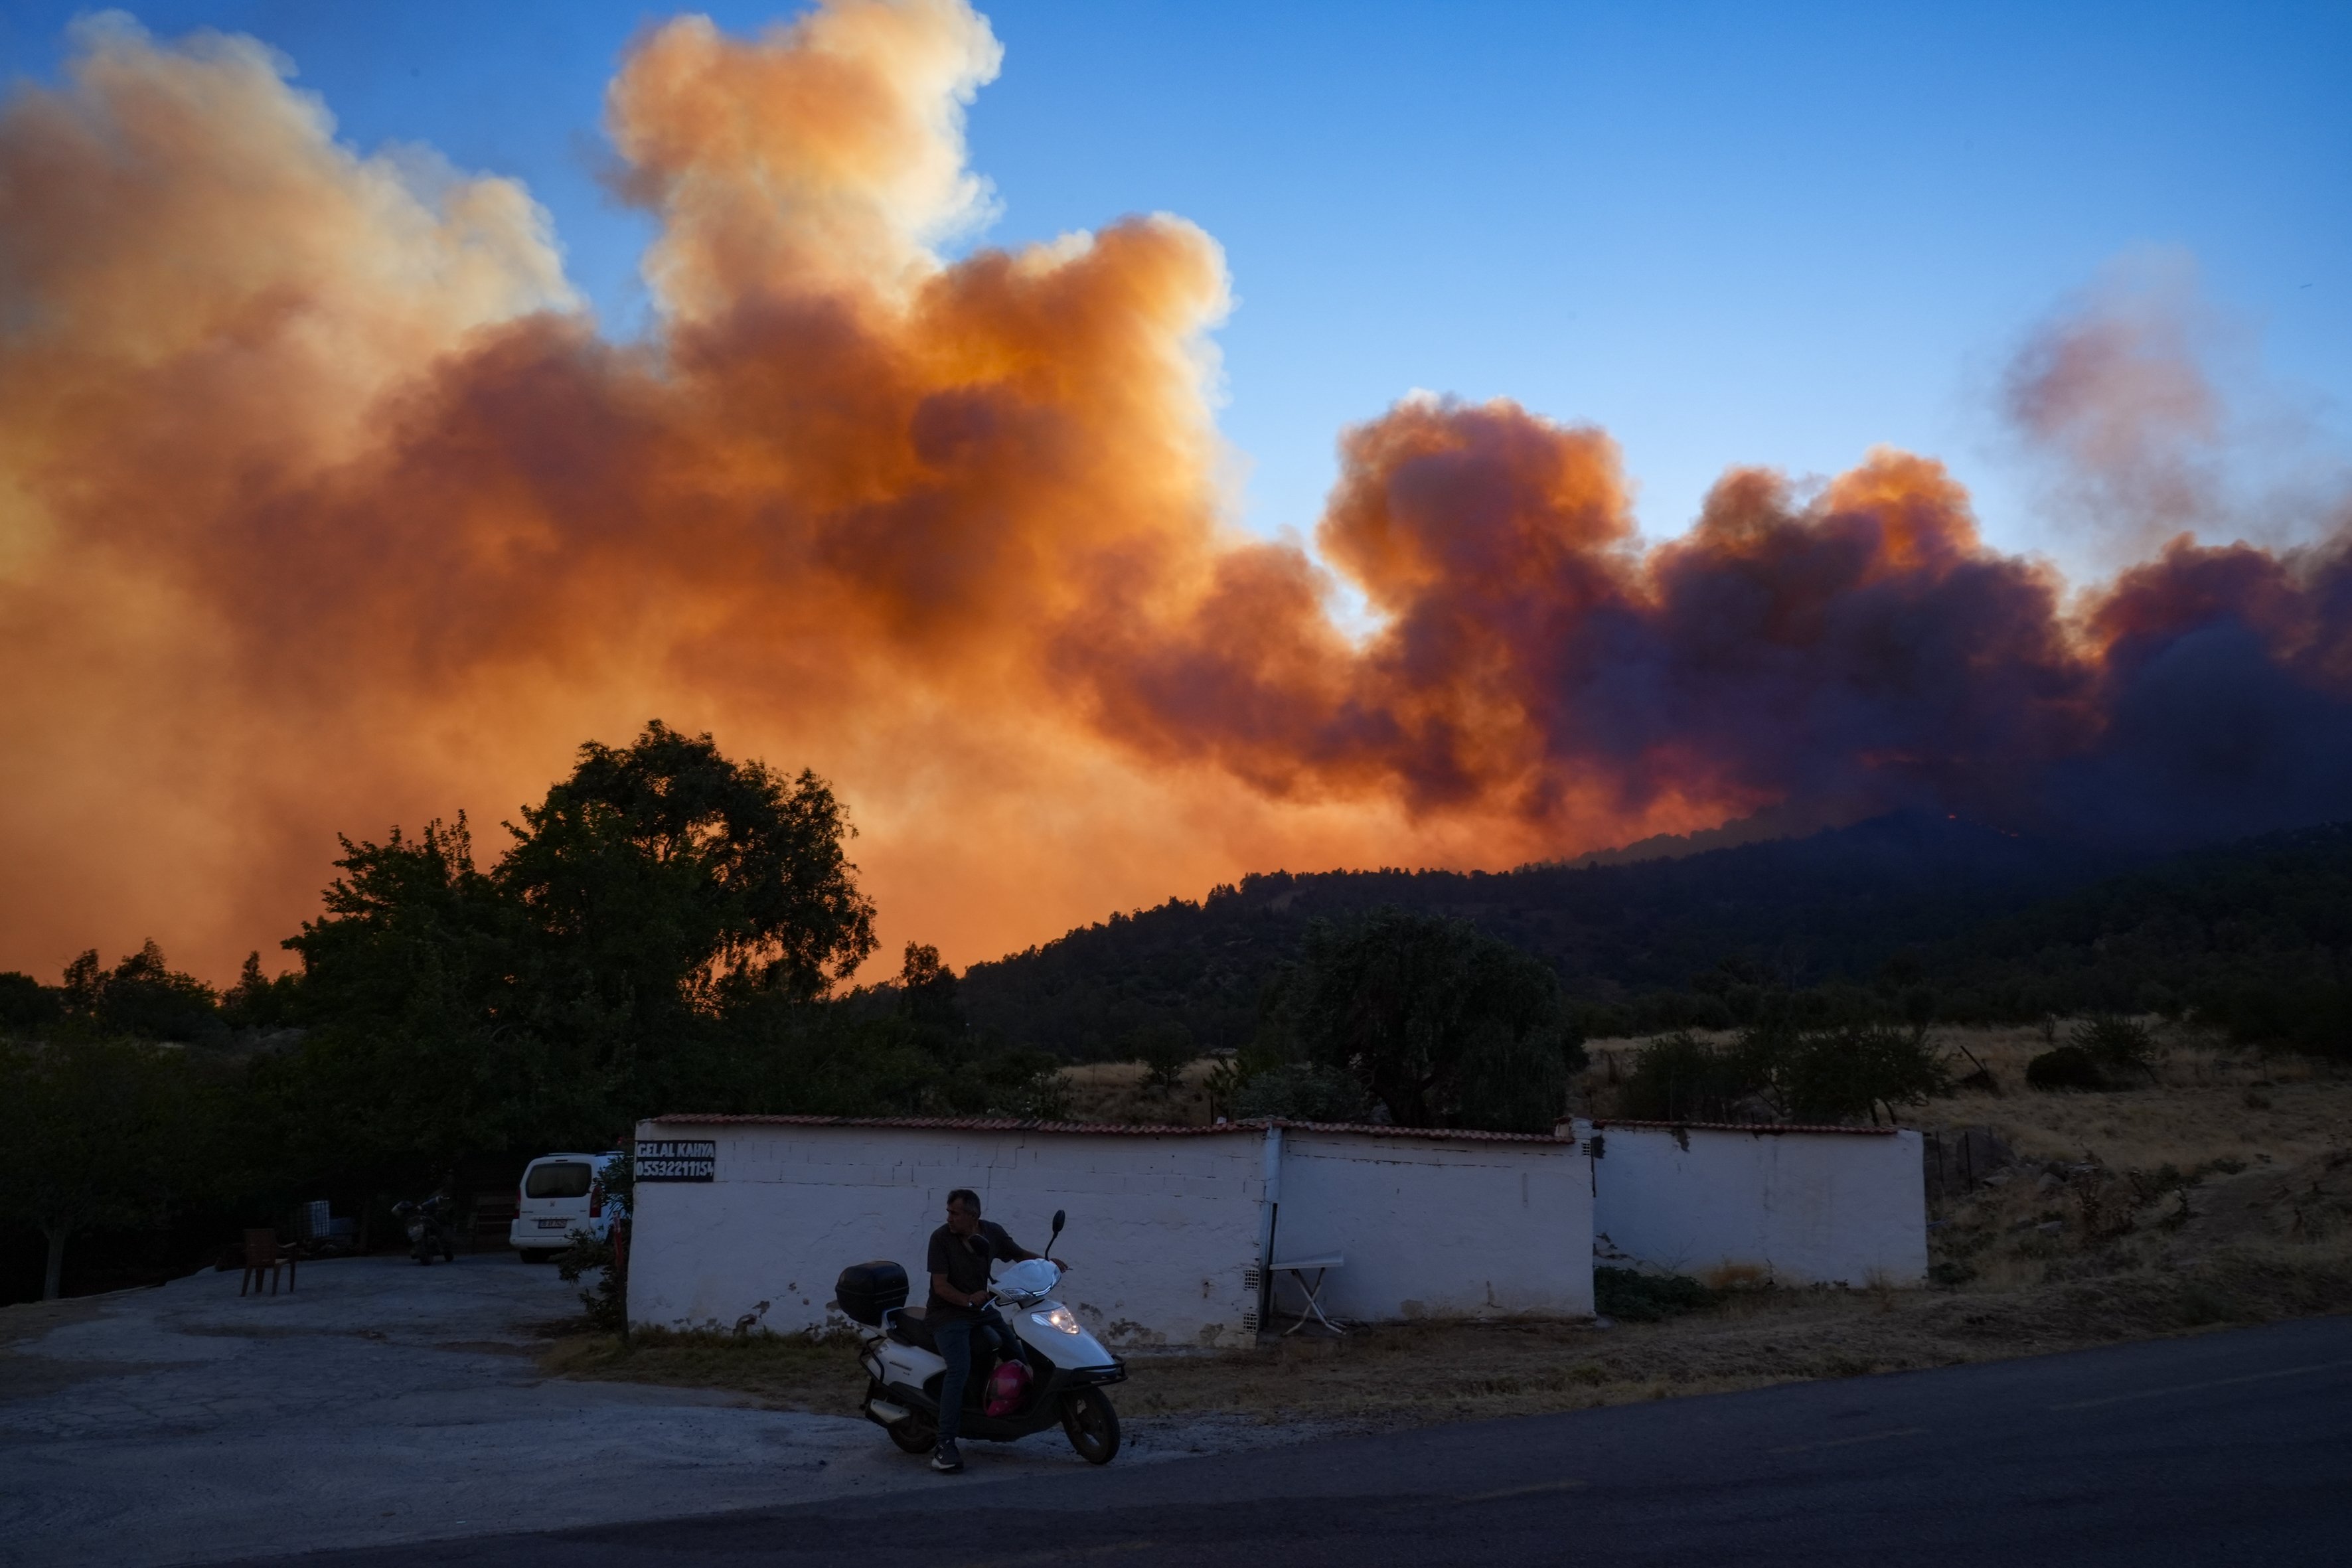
xmin=994 ymin=1259 xmax=1060 ymax=1300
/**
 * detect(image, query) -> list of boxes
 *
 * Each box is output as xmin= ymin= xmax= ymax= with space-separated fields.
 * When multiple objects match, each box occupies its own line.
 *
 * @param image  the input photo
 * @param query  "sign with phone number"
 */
xmin=635 ymin=1139 xmax=716 ymax=1181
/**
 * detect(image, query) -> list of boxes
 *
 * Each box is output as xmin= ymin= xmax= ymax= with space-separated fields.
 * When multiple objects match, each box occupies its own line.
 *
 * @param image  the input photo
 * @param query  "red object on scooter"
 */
xmin=984 ymin=1359 xmax=1032 ymax=1416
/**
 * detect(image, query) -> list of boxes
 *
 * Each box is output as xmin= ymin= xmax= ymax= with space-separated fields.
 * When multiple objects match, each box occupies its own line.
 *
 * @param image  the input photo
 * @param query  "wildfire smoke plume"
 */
xmin=3 ymin=2 xmax=2347 ymax=984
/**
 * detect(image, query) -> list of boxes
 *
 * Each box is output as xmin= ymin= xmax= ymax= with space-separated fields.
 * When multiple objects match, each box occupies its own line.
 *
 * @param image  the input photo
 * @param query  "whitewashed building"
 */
xmin=627 ymin=1115 xmax=1595 ymax=1346
xmin=1568 ymin=1117 xmax=1928 ymax=1289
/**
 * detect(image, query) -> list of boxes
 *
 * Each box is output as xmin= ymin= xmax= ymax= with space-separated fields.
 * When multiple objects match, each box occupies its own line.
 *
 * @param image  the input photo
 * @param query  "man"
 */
xmin=925 ymin=1188 xmax=1067 ymax=1474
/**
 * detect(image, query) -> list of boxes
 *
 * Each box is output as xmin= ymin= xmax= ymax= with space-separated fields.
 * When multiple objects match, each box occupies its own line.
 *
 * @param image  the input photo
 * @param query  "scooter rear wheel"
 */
xmin=886 ymin=1415 xmax=937 ymax=1454
xmin=1060 ymin=1389 xmax=1119 ymax=1464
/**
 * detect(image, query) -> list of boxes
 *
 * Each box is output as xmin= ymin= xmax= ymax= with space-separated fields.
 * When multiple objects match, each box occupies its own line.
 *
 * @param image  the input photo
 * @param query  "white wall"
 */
xmin=628 ymin=1121 xmax=1269 ymax=1349
xmin=1576 ymin=1121 xmax=1927 ymax=1289
xmin=1269 ymin=1131 xmax=1595 ymax=1320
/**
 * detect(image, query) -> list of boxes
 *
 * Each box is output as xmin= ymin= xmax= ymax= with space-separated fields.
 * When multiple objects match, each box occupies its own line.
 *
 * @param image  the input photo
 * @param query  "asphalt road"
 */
xmin=222 ymin=1313 xmax=2352 ymax=1568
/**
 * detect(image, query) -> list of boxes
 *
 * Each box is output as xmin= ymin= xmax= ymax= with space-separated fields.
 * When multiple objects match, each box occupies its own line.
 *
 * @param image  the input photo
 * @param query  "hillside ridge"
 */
xmin=958 ymin=812 xmax=2132 ymax=1057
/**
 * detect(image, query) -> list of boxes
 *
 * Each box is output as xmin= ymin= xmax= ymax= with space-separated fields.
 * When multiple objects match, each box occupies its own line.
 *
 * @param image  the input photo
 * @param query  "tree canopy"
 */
xmin=5 ymin=1034 xmax=215 ymax=1298
xmin=1271 ymin=908 xmax=1587 ymax=1132
xmin=497 ymin=722 xmax=878 ymax=1015
xmin=58 ymin=941 xmax=224 ymax=1044
xmin=277 ymin=723 xmax=882 ymax=1168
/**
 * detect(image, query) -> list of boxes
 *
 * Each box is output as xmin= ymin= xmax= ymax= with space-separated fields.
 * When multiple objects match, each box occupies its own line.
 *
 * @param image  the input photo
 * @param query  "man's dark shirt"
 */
xmin=927 ymin=1219 xmax=1024 ymax=1320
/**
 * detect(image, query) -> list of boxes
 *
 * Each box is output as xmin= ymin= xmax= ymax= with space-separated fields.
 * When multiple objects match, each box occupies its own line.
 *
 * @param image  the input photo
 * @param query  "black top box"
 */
xmin=834 ymin=1259 xmax=909 ymax=1326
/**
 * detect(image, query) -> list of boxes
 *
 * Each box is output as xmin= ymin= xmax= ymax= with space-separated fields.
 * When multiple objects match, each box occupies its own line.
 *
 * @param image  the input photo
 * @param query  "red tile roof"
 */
xmin=1273 ymin=1120 xmax=1573 ymax=1144
xmin=644 ymin=1113 xmax=1249 ymax=1137
xmin=1575 ymin=1118 xmax=1901 ymax=1137
xmin=646 ymin=1111 xmax=1897 ymax=1140
xmin=641 ymin=1113 xmax=1573 ymax=1144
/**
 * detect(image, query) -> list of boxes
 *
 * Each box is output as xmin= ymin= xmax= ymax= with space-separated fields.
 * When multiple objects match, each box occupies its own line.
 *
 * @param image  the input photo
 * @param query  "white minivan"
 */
xmin=509 ymin=1150 xmax=625 ymax=1261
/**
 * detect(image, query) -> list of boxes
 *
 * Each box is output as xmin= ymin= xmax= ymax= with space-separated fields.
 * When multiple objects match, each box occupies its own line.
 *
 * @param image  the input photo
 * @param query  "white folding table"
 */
xmin=1269 ymin=1253 xmax=1346 ymax=1336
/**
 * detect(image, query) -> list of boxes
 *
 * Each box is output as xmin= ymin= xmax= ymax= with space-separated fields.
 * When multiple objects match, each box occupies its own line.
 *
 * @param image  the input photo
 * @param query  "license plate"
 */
xmin=536 ymin=1219 xmax=568 ymax=1229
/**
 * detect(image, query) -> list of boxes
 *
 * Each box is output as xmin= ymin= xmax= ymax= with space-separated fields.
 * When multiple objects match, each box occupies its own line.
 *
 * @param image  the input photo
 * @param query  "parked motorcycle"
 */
xmin=392 ymin=1196 xmax=457 ymax=1265
xmin=834 ymin=1210 xmax=1125 ymax=1464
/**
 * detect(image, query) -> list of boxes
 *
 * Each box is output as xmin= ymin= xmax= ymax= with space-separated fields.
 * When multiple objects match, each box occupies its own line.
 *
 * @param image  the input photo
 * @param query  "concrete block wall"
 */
xmin=1271 ymin=1131 xmax=1595 ymax=1320
xmin=627 ymin=1121 xmax=1270 ymax=1348
xmin=631 ymin=1116 xmax=1928 ymax=1343
xmin=1574 ymin=1120 xmax=1928 ymax=1289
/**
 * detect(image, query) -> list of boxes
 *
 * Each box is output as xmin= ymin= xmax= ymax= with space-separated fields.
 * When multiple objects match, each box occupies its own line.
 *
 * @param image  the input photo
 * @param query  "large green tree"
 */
xmin=1276 ymin=909 xmax=1585 ymax=1132
xmin=280 ymin=723 xmax=880 ymax=1165
xmin=498 ymin=722 xmax=878 ymax=1016
xmin=268 ymin=815 xmax=532 ymax=1192
xmin=6 ymin=1036 xmax=211 ymax=1298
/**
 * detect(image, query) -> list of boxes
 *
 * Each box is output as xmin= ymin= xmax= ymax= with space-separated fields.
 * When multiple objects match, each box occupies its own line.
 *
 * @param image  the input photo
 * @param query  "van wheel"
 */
xmin=1060 ymin=1390 xmax=1120 ymax=1464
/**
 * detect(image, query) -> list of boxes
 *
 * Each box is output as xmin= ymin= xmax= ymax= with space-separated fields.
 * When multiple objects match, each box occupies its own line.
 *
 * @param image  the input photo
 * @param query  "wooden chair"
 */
xmin=239 ymin=1229 xmax=297 ymax=1296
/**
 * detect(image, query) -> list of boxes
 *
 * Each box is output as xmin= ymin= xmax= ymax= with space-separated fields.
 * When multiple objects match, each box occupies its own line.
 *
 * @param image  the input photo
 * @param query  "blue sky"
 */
xmin=5 ymin=1 xmax=2347 ymax=568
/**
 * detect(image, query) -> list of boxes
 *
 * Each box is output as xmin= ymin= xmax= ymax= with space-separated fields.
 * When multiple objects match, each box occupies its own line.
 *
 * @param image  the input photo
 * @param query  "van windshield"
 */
xmin=526 ymin=1162 xmax=593 ymax=1199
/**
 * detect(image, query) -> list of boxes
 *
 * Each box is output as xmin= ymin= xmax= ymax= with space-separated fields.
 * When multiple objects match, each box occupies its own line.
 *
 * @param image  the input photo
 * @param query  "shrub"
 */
xmin=1230 ymin=1062 xmax=1377 ymax=1123
xmin=1127 ymin=1021 xmax=1196 ymax=1097
xmin=556 ymin=1229 xmax=625 ymax=1332
xmin=1618 ymin=1022 xmax=1952 ymax=1124
xmin=1617 ymin=1031 xmax=1766 ymax=1121
xmin=1451 ymin=1020 xmax=1577 ymax=1135
xmin=2071 ymin=1014 xmax=2158 ymax=1077
xmin=2027 ymin=1045 xmax=2108 ymax=1091
xmin=1593 ymin=1266 xmax=1717 ymax=1322
xmin=995 ymin=1065 xmax=1075 ymax=1121
xmin=1771 ymin=1024 xmax=1951 ymax=1123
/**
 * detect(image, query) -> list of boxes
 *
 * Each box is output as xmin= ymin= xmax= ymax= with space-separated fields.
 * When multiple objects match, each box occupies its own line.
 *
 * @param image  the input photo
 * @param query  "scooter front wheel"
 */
xmin=1060 ymin=1389 xmax=1119 ymax=1464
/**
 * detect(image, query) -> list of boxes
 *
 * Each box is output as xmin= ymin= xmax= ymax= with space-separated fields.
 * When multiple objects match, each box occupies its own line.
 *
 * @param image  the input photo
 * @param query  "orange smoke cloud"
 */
xmin=3 ymin=3 xmax=2348 ymax=988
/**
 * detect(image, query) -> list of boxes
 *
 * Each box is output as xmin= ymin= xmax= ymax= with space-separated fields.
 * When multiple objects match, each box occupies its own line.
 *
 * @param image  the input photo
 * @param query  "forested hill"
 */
xmin=1926 ymin=820 xmax=2352 ymax=1050
xmin=958 ymin=813 xmax=2129 ymax=1058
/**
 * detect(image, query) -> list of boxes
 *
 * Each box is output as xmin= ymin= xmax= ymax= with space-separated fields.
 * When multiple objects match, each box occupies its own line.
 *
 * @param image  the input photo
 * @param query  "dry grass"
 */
xmin=1119 ymin=1245 xmax=2352 ymax=1429
xmin=552 ymin=1020 xmax=2352 ymax=1432
xmin=1909 ymin=1022 xmax=2349 ymax=1173
xmin=1577 ymin=1020 xmax=2350 ymax=1172
xmin=546 ymin=1209 xmax=2352 ymax=1432
xmin=1059 ymin=1059 xmax=1220 ymax=1127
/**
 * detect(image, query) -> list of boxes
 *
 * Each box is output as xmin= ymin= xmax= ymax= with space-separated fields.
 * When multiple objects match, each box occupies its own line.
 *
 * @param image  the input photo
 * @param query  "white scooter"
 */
xmin=833 ymin=1210 xmax=1126 ymax=1464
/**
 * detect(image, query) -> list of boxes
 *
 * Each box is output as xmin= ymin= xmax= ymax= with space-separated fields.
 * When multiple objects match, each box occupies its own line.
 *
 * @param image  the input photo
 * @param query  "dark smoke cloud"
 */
xmin=1083 ymin=407 xmax=2352 ymax=848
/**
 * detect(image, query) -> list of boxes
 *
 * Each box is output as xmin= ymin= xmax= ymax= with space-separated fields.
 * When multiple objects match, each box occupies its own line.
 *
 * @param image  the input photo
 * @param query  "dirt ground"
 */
xmin=554 ymin=1022 xmax=2352 ymax=1433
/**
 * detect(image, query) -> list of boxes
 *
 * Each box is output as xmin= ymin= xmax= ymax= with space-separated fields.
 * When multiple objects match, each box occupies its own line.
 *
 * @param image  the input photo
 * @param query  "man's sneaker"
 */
xmin=931 ymin=1441 xmax=963 ymax=1474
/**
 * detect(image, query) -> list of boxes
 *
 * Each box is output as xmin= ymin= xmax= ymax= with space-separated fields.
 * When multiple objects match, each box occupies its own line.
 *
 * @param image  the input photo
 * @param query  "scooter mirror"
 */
xmin=1051 ymin=1210 xmax=1066 ymax=1235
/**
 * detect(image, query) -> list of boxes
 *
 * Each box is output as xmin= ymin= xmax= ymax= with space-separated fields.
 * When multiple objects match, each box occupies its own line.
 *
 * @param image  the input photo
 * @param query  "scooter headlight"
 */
xmin=1030 ymin=1306 xmax=1081 ymax=1335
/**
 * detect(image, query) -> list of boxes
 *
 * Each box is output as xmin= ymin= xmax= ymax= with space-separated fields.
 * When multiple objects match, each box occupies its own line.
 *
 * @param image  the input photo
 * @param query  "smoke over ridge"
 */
xmin=3 ymin=2 xmax=2348 ymax=983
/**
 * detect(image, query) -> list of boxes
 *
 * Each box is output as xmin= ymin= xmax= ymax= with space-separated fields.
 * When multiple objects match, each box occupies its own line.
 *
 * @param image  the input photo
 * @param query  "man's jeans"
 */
xmin=933 ymin=1308 xmax=1003 ymax=1445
